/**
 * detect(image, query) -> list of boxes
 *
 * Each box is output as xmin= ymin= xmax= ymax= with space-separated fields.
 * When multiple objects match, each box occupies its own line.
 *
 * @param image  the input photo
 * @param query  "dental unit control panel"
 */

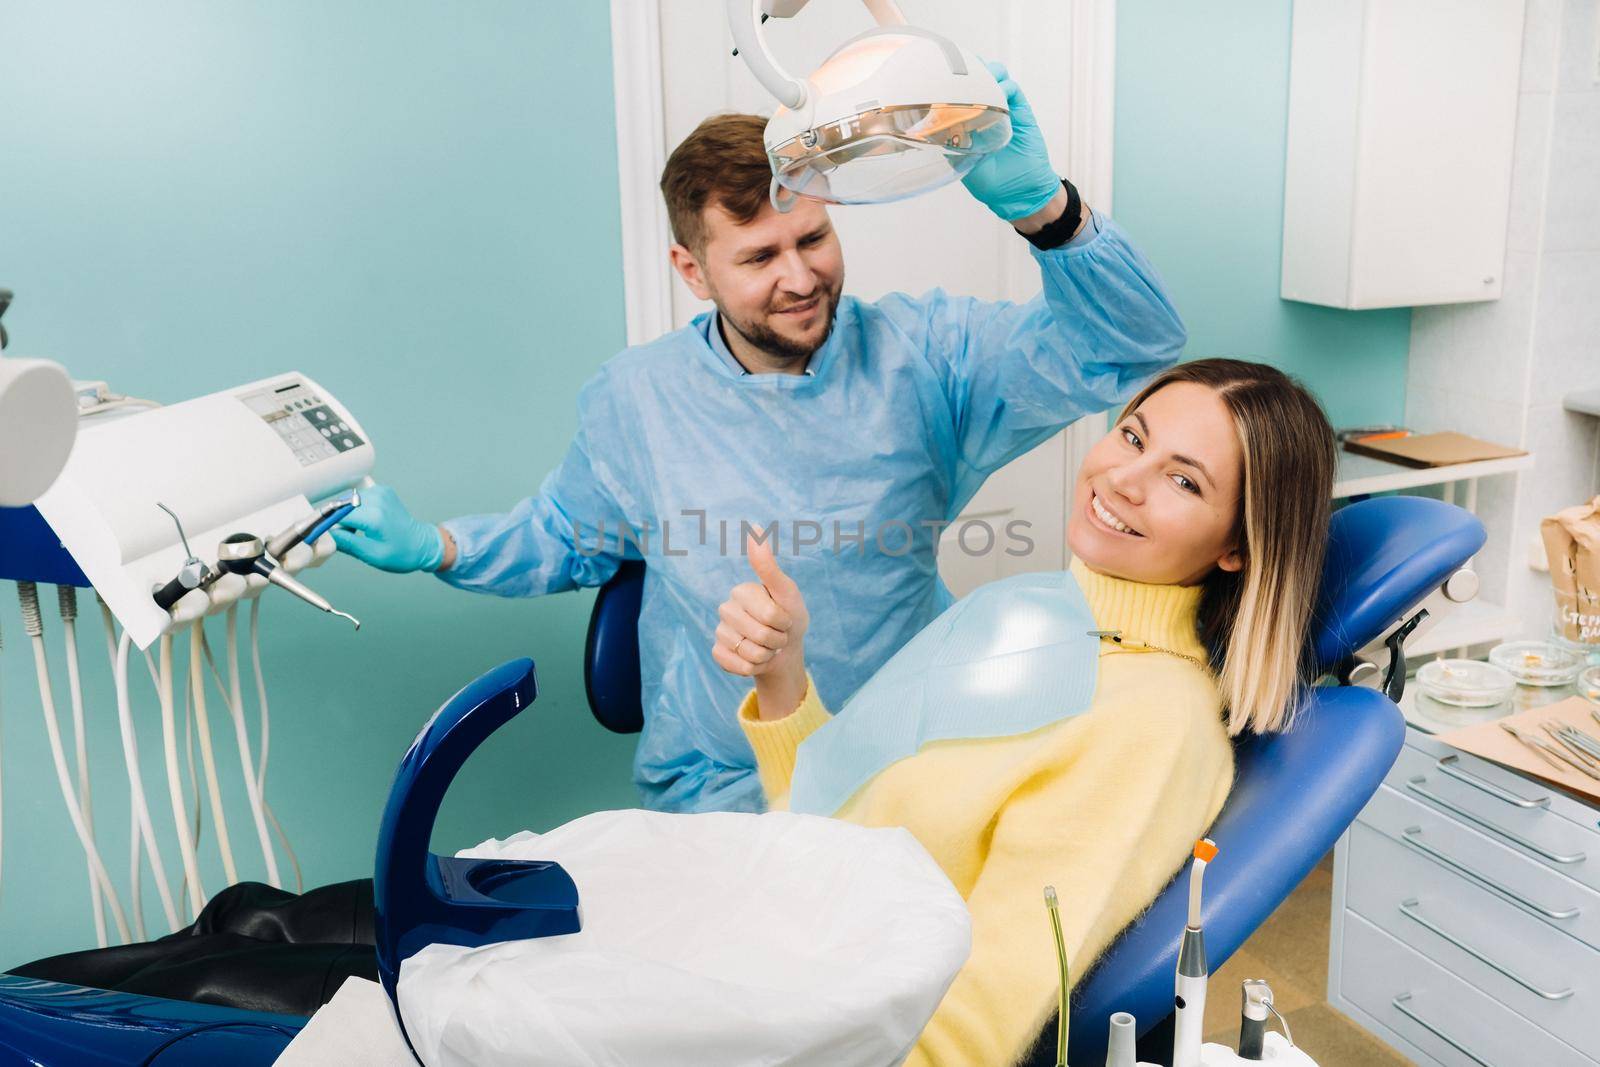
xmin=16 ymin=371 xmax=373 ymax=646
xmin=0 ymin=361 xmax=375 ymax=955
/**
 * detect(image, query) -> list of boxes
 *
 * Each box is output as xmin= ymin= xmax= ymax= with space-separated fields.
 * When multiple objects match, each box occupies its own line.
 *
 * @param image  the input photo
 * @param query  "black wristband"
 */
xmin=1020 ymin=179 xmax=1084 ymax=251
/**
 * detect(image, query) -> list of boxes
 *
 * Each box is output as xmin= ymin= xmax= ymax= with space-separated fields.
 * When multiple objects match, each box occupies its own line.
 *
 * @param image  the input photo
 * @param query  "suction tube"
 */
xmin=1044 ymin=885 xmax=1068 ymax=1067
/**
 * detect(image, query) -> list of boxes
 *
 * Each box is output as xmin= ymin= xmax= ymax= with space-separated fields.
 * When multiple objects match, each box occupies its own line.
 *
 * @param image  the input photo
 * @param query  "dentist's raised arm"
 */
xmin=712 ymin=536 xmax=810 ymax=722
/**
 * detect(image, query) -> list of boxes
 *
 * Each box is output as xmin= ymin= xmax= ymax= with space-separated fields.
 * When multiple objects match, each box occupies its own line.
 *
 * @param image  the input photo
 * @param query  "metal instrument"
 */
xmin=216 ymin=532 xmax=359 ymax=629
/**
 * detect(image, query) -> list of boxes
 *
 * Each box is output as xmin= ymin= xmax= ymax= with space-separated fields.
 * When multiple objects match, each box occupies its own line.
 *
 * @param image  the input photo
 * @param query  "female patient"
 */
xmin=711 ymin=358 xmax=1337 ymax=1066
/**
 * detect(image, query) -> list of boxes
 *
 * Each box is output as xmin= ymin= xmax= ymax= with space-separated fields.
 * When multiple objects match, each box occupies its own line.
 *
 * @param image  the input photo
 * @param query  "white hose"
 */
xmin=158 ymin=633 xmax=205 ymax=918
xmin=114 ymin=629 xmax=179 ymax=931
xmin=176 ymin=650 xmax=204 ymax=907
xmin=58 ymin=586 xmax=112 ymax=947
xmin=99 ymin=600 xmax=147 ymax=940
xmin=250 ymin=599 xmax=301 ymax=892
xmin=16 ymin=583 xmax=132 ymax=945
xmin=218 ymin=607 xmax=278 ymax=887
xmin=189 ymin=623 xmax=236 ymax=886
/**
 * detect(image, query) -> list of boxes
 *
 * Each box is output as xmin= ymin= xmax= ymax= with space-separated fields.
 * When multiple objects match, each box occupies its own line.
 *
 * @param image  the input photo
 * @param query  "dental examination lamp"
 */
xmin=0 ymin=289 xmax=78 ymax=507
xmin=729 ymin=0 xmax=1011 ymax=211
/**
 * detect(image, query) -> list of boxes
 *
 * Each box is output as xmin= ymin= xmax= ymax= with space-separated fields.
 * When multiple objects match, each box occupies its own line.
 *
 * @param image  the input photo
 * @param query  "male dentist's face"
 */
xmin=675 ymin=198 xmax=845 ymax=366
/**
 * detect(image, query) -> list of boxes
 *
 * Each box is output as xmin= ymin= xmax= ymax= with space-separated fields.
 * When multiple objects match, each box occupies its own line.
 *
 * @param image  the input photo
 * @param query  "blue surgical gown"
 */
xmin=437 ymin=216 xmax=1185 ymax=813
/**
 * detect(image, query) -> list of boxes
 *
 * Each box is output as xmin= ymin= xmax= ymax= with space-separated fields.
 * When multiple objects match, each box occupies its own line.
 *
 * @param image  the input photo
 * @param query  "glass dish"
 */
xmin=1416 ymin=659 xmax=1516 ymax=707
xmin=1488 ymin=641 xmax=1586 ymax=687
xmin=1580 ymin=665 xmax=1600 ymax=705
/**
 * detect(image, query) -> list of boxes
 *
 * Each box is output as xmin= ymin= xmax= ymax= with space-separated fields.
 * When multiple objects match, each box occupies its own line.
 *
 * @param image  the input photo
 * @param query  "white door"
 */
xmin=613 ymin=0 xmax=1117 ymax=595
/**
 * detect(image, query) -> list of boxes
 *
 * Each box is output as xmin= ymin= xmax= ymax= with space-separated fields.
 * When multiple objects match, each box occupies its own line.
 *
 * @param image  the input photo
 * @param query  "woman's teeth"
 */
xmin=1092 ymin=493 xmax=1139 ymax=536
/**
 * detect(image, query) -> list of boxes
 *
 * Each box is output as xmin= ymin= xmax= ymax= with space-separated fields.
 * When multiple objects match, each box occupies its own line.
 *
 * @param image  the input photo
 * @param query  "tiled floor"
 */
xmin=1200 ymin=855 xmax=1414 ymax=1066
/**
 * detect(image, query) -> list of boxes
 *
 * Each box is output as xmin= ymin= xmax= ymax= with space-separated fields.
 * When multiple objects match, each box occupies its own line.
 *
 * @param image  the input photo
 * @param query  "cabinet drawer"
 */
xmin=1358 ymin=784 xmax=1600 ymax=952
xmin=1346 ymin=821 xmax=1600 ymax=1053
xmin=1387 ymin=745 xmax=1600 ymax=892
xmin=1340 ymin=913 xmax=1593 ymax=1067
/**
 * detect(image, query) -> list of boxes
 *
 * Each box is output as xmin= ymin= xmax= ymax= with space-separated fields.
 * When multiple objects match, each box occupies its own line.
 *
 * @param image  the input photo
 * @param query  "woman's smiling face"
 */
xmin=1066 ymin=380 xmax=1246 ymax=586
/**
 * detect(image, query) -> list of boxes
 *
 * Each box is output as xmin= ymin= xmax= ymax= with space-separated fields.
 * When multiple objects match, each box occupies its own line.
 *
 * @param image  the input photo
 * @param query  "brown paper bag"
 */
xmin=1542 ymin=495 xmax=1600 ymax=647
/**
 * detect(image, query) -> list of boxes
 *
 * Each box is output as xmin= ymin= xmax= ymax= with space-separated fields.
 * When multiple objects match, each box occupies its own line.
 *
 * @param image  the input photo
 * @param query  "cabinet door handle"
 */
xmin=1436 ymin=754 xmax=1550 ymax=809
xmin=1398 ymin=899 xmax=1575 ymax=1000
xmin=1401 ymin=828 xmax=1579 ymax=921
xmin=1406 ymin=777 xmax=1586 ymax=865
xmin=1392 ymin=993 xmax=1492 ymax=1067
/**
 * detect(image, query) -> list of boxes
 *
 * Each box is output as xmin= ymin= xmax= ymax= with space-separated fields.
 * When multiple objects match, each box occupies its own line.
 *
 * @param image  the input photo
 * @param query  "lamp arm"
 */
xmin=728 ymin=0 xmax=808 ymax=110
xmin=861 ymin=0 xmax=907 ymax=26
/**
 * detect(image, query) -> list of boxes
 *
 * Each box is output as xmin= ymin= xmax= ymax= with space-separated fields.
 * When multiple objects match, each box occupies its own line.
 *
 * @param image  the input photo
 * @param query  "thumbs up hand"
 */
xmin=713 ymin=535 xmax=811 ymax=720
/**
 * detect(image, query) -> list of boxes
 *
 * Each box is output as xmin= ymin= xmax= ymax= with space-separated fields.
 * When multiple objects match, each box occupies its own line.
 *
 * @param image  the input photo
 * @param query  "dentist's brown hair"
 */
xmin=1118 ymin=359 xmax=1337 ymax=734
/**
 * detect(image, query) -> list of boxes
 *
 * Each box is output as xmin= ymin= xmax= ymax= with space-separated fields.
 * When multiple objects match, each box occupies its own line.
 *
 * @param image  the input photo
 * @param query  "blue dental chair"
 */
xmin=0 ymin=496 xmax=1482 ymax=1065
xmin=583 ymin=496 xmax=1486 ymax=1065
xmin=0 ymin=658 xmax=575 ymax=1066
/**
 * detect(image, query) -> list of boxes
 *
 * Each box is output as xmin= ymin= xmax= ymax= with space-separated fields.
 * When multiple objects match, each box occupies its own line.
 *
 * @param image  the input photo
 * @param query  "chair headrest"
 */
xmin=1311 ymin=496 xmax=1485 ymax=670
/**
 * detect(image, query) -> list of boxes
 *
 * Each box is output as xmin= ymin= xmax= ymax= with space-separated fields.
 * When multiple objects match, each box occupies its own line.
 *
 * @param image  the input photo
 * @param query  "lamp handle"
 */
xmin=729 ymin=0 xmax=807 ymax=110
xmin=861 ymin=0 xmax=907 ymax=26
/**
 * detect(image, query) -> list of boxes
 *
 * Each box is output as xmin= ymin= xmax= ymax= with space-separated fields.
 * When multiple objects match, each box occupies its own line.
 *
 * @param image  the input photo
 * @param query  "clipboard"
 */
xmin=1343 ymin=431 xmax=1526 ymax=469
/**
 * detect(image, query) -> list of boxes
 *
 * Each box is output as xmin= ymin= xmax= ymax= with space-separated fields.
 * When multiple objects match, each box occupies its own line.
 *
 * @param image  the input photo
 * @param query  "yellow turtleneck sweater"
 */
xmin=738 ymin=558 xmax=1235 ymax=1067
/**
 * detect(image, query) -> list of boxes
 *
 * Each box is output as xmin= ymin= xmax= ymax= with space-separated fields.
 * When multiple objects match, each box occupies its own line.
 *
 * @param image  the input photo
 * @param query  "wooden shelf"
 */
xmin=1333 ymin=451 xmax=1533 ymax=499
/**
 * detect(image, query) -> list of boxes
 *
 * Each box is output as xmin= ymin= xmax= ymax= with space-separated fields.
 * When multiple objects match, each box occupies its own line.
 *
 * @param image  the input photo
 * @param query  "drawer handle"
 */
xmin=1406 ymin=777 xmax=1586 ymax=865
xmin=1436 ymin=754 xmax=1550 ymax=809
xmin=1399 ymin=899 xmax=1575 ymax=1000
xmin=1401 ymin=828 xmax=1580 ymax=921
xmin=1392 ymin=993 xmax=1492 ymax=1067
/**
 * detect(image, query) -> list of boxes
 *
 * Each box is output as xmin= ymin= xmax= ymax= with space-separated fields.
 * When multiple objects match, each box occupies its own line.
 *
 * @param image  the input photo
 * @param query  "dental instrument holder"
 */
xmin=150 ymin=503 xmax=212 ymax=611
xmin=215 ymin=531 xmax=359 ymax=628
xmin=373 ymin=658 xmax=581 ymax=1061
xmin=1199 ymin=1038 xmax=1316 ymax=1066
xmin=1105 ymin=1012 xmax=1160 ymax=1067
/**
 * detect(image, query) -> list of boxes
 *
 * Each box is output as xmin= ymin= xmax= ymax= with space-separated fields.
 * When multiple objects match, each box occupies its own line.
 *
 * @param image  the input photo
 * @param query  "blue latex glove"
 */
xmin=960 ymin=61 xmax=1062 ymax=222
xmin=331 ymin=484 xmax=446 ymax=573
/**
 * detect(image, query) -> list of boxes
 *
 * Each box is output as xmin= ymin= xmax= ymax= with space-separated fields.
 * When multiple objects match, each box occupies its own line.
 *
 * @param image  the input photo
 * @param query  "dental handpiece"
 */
xmin=266 ymin=491 xmax=360 ymax=561
xmin=151 ymin=502 xmax=213 ymax=610
xmin=217 ymin=532 xmax=361 ymax=629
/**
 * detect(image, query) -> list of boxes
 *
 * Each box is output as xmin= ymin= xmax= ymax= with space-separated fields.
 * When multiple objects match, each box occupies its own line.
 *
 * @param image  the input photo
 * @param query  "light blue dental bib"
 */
xmin=789 ymin=570 xmax=1100 ymax=816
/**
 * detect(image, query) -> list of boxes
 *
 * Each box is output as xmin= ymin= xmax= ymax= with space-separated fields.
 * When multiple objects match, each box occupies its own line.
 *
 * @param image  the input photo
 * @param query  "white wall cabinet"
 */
xmin=1281 ymin=0 xmax=1527 ymax=310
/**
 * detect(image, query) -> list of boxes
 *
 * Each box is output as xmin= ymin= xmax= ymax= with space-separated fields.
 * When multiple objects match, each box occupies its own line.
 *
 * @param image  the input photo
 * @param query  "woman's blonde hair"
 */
xmin=1118 ymin=359 xmax=1336 ymax=735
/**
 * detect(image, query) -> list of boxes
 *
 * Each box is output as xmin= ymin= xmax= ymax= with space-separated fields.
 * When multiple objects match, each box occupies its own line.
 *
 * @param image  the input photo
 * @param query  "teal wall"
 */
xmin=0 ymin=1 xmax=637 ymax=964
xmin=1112 ymin=1 xmax=1412 ymax=427
xmin=0 ymin=1 xmax=1421 ymax=968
